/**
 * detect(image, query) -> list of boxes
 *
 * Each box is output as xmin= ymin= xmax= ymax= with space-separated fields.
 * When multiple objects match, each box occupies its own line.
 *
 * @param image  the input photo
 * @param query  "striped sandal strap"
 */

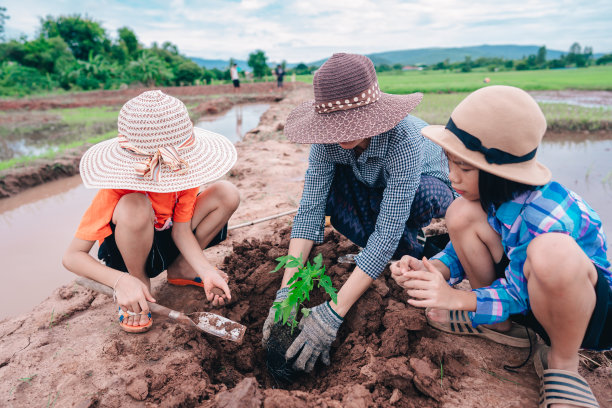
xmin=539 ymin=369 xmax=600 ymax=407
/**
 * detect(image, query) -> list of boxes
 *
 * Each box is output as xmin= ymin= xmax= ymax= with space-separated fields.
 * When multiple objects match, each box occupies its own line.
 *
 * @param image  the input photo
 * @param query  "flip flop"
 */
xmin=425 ymin=308 xmax=534 ymax=348
xmin=118 ymin=306 xmax=153 ymax=333
xmin=534 ymin=344 xmax=600 ymax=407
xmin=167 ymin=276 xmax=204 ymax=288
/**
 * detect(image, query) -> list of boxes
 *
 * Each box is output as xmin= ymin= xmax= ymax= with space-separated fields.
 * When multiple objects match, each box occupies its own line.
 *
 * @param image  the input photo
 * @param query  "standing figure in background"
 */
xmin=275 ymin=64 xmax=285 ymax=89
xmin=230 ymin=63 xmax=240 ymax=93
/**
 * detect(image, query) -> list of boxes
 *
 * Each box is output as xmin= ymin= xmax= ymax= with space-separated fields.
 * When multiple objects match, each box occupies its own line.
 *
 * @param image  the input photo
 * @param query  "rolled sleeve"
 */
xmin=355 ymin=124 xmax=423 ymax=279
xmin=291 ymin=144 xmax=335 ymax=243
xmin=431 ymin=242 xmax=465 ymax=285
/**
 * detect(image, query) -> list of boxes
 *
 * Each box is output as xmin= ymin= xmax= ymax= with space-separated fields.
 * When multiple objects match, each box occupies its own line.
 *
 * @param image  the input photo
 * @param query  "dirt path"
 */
xmin=0 ymin=87 xmax=610 ymax=407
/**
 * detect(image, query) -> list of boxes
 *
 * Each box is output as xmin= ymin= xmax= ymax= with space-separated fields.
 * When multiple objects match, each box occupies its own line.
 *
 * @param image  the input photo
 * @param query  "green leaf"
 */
xmin=301 ymin=308 xmax=311 ymax=318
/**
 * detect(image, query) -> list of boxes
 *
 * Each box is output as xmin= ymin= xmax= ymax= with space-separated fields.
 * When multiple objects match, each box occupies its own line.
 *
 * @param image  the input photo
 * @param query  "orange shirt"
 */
xmin=75 ymin=188 xmax=199 ymax=243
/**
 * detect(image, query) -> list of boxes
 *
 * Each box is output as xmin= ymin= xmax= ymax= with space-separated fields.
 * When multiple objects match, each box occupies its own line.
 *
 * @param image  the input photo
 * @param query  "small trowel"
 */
xmin=76 ymin=277 xmax=246 ymax=343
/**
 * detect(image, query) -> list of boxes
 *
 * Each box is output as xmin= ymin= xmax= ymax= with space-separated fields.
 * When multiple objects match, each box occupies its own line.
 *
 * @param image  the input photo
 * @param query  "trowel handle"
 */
xmin=75 ymin=277 xmax=186 ymax=321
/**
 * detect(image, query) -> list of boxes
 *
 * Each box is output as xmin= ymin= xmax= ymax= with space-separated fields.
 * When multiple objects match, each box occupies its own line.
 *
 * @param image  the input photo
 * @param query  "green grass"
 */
xmin=51 ymin=106 xmax=117 ymax=125
xmin=295 ymin=66 xmax=612 ymax=93
xmin=411 ymin=92 xmax=611 ymax=130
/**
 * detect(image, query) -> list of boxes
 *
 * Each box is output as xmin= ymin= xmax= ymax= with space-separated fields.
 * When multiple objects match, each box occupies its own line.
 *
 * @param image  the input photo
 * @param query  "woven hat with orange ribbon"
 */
xmin=79 ymin=90 xmax=237 ymax=193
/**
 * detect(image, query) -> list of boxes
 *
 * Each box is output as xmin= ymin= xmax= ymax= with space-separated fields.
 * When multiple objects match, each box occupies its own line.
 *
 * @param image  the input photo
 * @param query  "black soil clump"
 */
xmin=265 ymin=322 xmax=302 ymax=384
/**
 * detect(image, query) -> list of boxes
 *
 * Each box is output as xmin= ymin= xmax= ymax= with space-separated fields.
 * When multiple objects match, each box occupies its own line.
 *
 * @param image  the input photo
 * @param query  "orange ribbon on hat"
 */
xmin=118 ymin=133 xmax=195 ymax=182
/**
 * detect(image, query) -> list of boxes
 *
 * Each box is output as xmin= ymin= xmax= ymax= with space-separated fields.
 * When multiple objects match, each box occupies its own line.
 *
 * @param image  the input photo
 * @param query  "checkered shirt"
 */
xmin=433 ymin=181 xmax=611 ymax=326
xmin=291 ymin=115 xmax=450 ymax=279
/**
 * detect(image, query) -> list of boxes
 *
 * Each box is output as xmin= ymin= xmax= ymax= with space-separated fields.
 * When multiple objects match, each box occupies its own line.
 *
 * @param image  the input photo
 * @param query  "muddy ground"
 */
xmin=0 ymin=85 xmax=610 ymax=407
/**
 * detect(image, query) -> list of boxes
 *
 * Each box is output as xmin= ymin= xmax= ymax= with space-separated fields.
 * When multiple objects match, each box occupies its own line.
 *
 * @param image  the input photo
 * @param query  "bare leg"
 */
xmin=524 ymin=233 xmax=598 ymax=408
xmin=167 ymin=181 xmax=240 ymax=279
xmin=112 ymin=193 xmax=155 ymax=326
xmin=428 ymin=198 xmax=511 ymax=331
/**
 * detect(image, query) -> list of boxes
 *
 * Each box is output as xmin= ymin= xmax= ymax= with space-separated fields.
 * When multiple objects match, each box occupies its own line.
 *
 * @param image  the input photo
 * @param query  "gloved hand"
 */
xmin=285 ymin=302 xmax=343 ymax=373
xmin=262 ymin=287 xmax=291 ymax=346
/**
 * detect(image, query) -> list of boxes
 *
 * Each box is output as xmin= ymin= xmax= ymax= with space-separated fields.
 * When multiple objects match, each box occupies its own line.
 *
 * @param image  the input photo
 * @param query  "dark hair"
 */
xmin=478 ymin=170 xmax=536 ymax=212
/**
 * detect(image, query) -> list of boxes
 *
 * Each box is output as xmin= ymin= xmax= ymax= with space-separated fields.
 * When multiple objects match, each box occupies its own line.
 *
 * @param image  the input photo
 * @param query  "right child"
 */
xmin=63 ymin=90 xmax=239 ymax=333
xmin=391 ymin=86 xmax=610 ymax=407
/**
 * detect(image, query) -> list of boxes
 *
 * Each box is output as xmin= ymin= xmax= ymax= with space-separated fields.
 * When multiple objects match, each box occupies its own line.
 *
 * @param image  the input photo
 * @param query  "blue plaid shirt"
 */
xmin=291 ymin=115 xmax=450 ymax=279
xmin=433 ymin=181 xmax=611 ymax=326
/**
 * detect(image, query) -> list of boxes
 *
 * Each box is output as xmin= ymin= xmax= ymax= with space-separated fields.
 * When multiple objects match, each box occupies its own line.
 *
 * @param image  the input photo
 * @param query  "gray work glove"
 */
xmin=285 ymin=302 xmax=343 ymax=373
xmin=262 ymin=287 xmax=291 ymax=346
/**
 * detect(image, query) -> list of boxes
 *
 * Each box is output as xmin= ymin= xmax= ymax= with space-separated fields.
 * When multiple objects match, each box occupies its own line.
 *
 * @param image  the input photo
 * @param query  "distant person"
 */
xmin=275 ymin=65 xmax=285 ymax=88
xmin=230 ymin=63 xmax=240 ymax=93
xmin=62 ymin=90 xmax=239 ymax=333
xmin=391 ymin=86 xmax=611 ymax=407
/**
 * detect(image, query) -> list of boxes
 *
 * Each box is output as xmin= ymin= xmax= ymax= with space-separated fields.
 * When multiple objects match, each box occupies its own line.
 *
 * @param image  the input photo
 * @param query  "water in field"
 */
xmin=0 ymin=134 xmax=610 ymax=320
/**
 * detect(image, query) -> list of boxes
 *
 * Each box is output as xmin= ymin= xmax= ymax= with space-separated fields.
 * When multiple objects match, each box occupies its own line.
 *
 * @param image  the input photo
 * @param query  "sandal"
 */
xmin=426 ymin=308 xmax=534 ymax=348
xmin=118 ymin=306 xmax=153 ymax=333
xmin=534 ymin=345 xmax=600 ymax=407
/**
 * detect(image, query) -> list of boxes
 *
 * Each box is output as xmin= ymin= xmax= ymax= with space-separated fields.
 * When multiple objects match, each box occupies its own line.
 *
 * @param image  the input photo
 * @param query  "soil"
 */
xmin=0 ymin=86 xmax=610 ymax=407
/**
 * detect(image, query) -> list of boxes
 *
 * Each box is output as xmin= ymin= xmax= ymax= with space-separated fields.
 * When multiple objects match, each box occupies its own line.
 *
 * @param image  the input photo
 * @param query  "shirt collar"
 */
xmin=493 ymin=188 xmax=541 ymax=225
xmin=356 ymin=133 xmax=389 ymax=162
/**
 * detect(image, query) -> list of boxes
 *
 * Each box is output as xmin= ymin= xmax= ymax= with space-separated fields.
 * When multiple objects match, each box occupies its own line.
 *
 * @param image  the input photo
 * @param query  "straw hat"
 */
xmin=284 ymin=53 xmax=423 ymax=144
xmin=421 ymin=85 xmax=551 ymax=186
xmin=79 ymin=90 xmax=237 ymax=193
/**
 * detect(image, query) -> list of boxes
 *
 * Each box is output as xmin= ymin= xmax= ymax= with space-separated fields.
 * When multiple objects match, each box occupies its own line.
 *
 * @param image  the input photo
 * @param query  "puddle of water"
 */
xmin=0 ymin=177 xmax=98 ymax=320
xmin=195 ymin=104 xmax=270 ymax=143
xmin=0 ymin=134 xmax=610 ymax=320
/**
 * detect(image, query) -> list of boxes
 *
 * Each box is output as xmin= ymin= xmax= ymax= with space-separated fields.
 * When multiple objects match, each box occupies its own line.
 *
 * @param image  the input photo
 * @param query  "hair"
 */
xmin=478 ymin=170 xmax=536 ymax=212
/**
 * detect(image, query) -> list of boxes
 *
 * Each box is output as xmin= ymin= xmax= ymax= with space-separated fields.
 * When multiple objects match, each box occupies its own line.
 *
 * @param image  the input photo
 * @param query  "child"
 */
xmin=62 ymin=90 xmax=240 ymax=333
xmin=391 ymin=86 xmax=610 ymax=407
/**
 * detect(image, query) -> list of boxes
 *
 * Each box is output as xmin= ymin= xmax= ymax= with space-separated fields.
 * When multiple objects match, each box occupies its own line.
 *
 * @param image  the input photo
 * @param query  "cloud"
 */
xmin=3 ymin=0 xmax=611 ymax=62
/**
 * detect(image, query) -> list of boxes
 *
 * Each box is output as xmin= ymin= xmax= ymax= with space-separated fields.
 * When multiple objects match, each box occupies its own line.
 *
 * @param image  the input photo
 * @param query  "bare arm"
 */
xmin=62 ymin=237 xmax=155 ymax=313
xmin=329 ymin=266 xmax=373 ymax=317
xmin=171 ymin=221 xmax=230 ymax=303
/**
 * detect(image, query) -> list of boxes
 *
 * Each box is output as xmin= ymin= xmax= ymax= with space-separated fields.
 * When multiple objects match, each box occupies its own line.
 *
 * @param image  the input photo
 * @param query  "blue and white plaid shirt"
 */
xmin=433 ymin=181 xmax=611 ymax=326
xmin=291 ymin=115 xmax=451 ymax=279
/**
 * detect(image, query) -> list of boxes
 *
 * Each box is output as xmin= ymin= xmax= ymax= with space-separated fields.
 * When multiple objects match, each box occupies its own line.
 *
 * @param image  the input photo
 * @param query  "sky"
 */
xmin=3 ymin=0 xmax=612 ymax=63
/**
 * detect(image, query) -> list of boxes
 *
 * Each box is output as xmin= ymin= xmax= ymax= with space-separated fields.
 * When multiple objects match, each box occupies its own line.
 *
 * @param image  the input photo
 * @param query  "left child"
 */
xmin=62 ymin=90 xmax=240 ymax=333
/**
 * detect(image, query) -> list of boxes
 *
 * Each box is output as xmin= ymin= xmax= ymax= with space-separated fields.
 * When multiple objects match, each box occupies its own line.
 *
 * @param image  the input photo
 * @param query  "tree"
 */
xmin=536 ymin=46 xmax=547 ymax=66
xmin=174 ymin=60 xmax=202 ymax=85
xmin=0 ymin=6 xmax=9 ymax=41
xmin=247 ymin=49 xmax=269 ymax=78
xmin=39 ymin=15 xmax=108 ymax=60
xmin=596 ymin=54 xmax=612 ymax=65
xmin=118 ymin=27 xmax=139 ymax=58
xmin=128 ymin=51 xmax=173 ymax=86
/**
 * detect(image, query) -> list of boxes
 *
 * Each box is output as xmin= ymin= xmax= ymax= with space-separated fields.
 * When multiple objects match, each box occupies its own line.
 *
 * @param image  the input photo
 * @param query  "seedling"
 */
xmin=270 ymin=253 xmax=337 ymax=333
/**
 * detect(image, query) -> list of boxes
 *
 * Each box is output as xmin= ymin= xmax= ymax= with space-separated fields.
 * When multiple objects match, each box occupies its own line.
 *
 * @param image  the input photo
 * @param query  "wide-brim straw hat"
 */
xmin=421 ymin=85 xmax=551 ymax=186
xmin=80 ymin=90 xmax=237 ymax=193
xmin=284 ymin=53 xmax=423 ymax=144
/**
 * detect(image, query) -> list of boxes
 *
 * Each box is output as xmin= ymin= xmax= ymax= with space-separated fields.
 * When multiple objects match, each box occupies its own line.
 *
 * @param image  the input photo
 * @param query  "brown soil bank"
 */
xmin=1 ymin=227 xmax=610 ymax=407
xmin=0 ymin=82 xmax=304 ymax=111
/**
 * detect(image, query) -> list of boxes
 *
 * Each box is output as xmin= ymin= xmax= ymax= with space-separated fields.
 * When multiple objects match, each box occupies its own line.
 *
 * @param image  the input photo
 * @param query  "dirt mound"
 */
xmin=2 ymin=226 xmax=611 ymax=407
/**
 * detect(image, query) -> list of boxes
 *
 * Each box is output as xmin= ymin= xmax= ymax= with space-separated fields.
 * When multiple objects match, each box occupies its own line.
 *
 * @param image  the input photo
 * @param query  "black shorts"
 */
xmin=495 ymin=255 xmax=612 ymax=351
xmin=98 ymin=223 xmax=228 ymax=278
xmin=232 ymin=79 xmax=240 ymax=88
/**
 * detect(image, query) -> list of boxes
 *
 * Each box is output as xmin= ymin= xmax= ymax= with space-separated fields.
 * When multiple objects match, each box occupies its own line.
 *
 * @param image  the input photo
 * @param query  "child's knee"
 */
xmin=445 ymin=197 xmax=482 ymax=233
xmin=525 ymin=233 xmax=593 ymax=287
xmin=114 ymin=193 xmax=154 ymax=227
xmin=212 ymin=181 xmax=241 ymax=210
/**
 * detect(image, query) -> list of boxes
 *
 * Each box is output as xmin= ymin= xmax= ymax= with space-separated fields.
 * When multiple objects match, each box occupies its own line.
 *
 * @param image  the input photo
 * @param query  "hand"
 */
xmin=390 ymin=255 xmax=424 ymax=287
xmin=403 ymin=257 xmax=458 ymax=310
xmin=262 ymin=287 xmax=291 ymax=346
xmin=115 ymin=274 xmax=156 ymax=326
xmin=286 ymin=302 xmax=343 ymax=373
xmin=201 ymin=269 xmax=231 ymax=307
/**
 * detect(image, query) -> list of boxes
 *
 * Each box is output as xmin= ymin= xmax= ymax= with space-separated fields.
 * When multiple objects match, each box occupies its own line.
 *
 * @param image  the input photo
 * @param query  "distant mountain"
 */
xmin=191 ymin=45 xmax=605 ymax=70
xmin=304 ymin=45 xmax=604 ymax=67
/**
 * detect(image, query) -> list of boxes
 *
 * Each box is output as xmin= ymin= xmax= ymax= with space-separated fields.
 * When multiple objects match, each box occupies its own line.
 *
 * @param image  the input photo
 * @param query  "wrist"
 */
xmin=319 ymin=302 xmax=343 ymax=330
xmin=452 ymin=288 xmax=477 ymax=311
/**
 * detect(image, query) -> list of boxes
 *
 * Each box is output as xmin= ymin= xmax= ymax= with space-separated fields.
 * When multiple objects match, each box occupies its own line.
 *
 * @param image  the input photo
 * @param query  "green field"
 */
xmin=296 ymin=66 xmax=612 ymax=94
xmin=411 ymin=93 xmax=611 ymax=130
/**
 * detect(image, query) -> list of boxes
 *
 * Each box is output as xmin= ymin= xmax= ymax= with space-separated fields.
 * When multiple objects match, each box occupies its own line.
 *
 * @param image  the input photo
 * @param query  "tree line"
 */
xmin=0 ymin=11 xmax=280 ymax=96
xmin=374 ymin=44 xmax=612 ymax=73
